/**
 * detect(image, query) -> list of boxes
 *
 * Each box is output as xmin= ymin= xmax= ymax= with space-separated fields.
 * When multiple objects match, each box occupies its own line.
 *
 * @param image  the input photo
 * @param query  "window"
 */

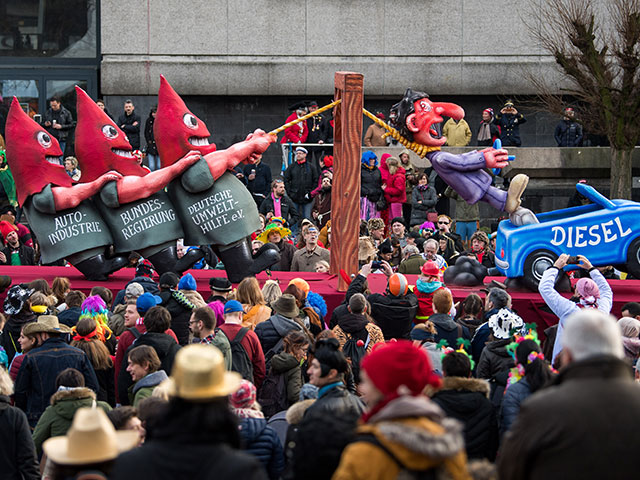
xmin=0 ymin=0 xmax=97 ymax=59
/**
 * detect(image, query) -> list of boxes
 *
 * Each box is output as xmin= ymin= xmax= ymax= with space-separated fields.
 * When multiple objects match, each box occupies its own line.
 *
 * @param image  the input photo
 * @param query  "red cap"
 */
xmin=323 ymin=155 xmax=334 ymax=168
xmin=0 ymin=221 xmax=18 ymax=242
xmin=362 ymin=340 xmax=441 ymax=396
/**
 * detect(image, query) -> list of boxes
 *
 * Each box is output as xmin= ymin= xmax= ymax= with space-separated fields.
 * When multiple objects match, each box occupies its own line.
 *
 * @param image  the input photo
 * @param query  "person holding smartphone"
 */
xmin=43 ymin=96 xmax=73 ymax=161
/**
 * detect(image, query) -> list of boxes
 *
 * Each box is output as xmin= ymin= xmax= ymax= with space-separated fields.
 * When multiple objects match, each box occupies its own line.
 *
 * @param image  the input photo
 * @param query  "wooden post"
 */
xmin=331 ymin=72 xmax=363 ymax=291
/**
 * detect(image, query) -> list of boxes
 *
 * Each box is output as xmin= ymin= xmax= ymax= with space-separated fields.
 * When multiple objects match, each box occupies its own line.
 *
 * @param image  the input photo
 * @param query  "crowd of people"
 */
xmin=0 ymin=94 xmax=637 ymax=480
xmin=0 ymin=251 xmax=639 ymax=479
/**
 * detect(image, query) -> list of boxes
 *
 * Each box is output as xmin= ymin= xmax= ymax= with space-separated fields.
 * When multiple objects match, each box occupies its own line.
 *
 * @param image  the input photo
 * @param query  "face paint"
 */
xmin=154 ymin=75 xmax=217 ymax=167
xmin=74 ymin=86 xmax=149 ymax=182
xmin=5 ymin=97 xmax=72 ymax=206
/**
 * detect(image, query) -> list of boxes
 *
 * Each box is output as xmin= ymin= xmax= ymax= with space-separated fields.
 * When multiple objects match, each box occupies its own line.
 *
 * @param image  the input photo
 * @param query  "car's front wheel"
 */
xmin=523 ymin=249 xmax=558 ymax=291
xmin=626 ymin=237 xmax=640 ymax=279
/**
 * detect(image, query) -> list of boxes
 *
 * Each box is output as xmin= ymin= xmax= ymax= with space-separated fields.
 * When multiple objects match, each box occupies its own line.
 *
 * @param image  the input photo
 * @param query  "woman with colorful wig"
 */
xmin=75 ymin=295 xmax=116 ymax=354
xmin=71 ymin=317 xmax=116 ymax=406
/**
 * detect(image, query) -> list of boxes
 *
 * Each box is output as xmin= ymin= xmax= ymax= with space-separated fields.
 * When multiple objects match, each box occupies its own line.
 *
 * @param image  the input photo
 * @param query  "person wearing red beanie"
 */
xmin=332 ymin=340 xmax=471 ymax=480
xmin=0 ymin=220 xmax=35 ymax=265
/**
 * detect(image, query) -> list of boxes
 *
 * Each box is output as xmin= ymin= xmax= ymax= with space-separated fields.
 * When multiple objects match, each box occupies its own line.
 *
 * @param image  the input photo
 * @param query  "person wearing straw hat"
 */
xmin=43 ymin=407 xmax=139 ymax=479
xmin=14 ymin=315 xmax=99 ymax=427
xmin=111 ymin=344 xmax=267 ymax=480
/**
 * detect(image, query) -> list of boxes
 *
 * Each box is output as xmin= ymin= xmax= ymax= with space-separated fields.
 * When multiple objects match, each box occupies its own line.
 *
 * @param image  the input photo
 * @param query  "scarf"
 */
xmin=478 ymin=122 xmax=491 ymax=142
xmin=271 ymin=192 xmax=282 ymax=218
xmin=416 ymin=279 xmax=443 ymax=294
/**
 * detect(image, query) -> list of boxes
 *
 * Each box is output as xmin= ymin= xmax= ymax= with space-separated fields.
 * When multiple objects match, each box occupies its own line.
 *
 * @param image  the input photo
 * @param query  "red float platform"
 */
xmin=1 ymin=266 xmax=638 ymax=340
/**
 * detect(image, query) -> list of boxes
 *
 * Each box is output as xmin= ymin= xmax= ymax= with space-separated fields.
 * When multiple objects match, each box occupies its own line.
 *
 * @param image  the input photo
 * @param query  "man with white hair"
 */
xmin=498 ymin=309 xmax=640 ymax=479
xmin=398 ymin=244 xmax=425 ymax=274
xmin=422 ymin=238 xmax=447 ymax=270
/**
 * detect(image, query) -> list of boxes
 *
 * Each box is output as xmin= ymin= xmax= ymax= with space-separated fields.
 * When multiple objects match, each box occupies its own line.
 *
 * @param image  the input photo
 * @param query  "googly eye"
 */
xmin=102 ymin=125 xmax=118 ymax=139
xmin=183 ymin=113 xmax=198 ymax=129
xmin=37 ymin=131 xmax=52 ymax=148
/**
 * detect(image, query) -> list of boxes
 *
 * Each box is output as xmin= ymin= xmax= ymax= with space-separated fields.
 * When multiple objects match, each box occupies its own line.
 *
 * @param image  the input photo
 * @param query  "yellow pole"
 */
xmin=269 ymin=100 xmax=341 ymax=136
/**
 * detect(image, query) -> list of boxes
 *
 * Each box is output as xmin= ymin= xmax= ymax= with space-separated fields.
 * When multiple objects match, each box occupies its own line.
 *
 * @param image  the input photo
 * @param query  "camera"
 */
xmin=372 ymin=261 xmax=383 ymax=269
xmin=566 ymin=255 xmax=580 ymax=265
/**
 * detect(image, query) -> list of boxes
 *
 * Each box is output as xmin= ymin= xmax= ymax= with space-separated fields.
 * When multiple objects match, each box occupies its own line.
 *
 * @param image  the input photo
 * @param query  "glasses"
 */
xmin=438 ymin=221 xmax=450 ymax=225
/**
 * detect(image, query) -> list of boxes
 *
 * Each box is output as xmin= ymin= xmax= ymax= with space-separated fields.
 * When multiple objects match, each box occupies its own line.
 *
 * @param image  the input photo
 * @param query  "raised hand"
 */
xmin=482 ymin=148 xmax=509 ymax=169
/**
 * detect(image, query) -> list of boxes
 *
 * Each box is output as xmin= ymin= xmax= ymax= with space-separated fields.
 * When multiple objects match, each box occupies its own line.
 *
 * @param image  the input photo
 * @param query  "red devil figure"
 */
xmin=5 ymin=98 xmax=128 ymax=279
xmin=74 ymin=86 xmax=202 ymax=273
xmin=154 ymin=76 xmax=278 ymax=281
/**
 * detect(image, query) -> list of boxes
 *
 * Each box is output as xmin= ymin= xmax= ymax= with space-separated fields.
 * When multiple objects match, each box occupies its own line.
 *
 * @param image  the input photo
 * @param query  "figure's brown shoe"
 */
xmin=505 ymin=174 xmax=529 ymax=213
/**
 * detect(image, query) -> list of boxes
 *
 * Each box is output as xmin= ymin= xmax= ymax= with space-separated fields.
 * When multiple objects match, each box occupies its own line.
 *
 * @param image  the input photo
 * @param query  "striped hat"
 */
xmin=388 ymin=273 xmax=409 ymax=297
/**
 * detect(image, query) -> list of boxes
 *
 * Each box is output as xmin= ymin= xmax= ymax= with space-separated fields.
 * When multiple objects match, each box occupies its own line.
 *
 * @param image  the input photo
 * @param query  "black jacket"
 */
xmin=334 ymin=311 xmax=370 ymax=343
xmin=117 ymin=332 xmax=181 ymax=405
xmin=283 ymin=161 xmax=318 ymax=204
xmin=244 ymin=162 xmax=273 ymax=198
xmin=329 ymin=304 xmax=348 ymax=330
xmin=0 ymin=396 xmax=40 ymax=480
xmin=255 ymin=314 xmax=303 ymax=356
xmin=476 ymin=338 xmax=515 ymax=407
xmin=430 ymin=313 xmax=471 ymax=347
xmin=159 ymin=290 xmax=195 ymax=346
xmin=494 ymin=112 xmax=526 ymax=147
xmin=112 ymin=439 xmax=267 ymax=480
xmin=44 ymin=105 xmax=74 ymax=142
xmin=304 ymin=383 xmax=364 ymax=423
xmin=0 ymin=311 xmax=37 ymax=364
xmin=95 ymin=366 xmax=117 ymax=407
xmin=360 ymin=166 xmax=382 ymax=202
xmin=410 ymin=186 xmax=438 ymax=226
xmin=238 ymin=417 xmax=285 ymax=480
xmin=1 ymin=242 xmax=35 ymax=266
xmin=259 ymin=195 xmax=300 ymax=227
xmin=554 ymin=119 xmax=583 ymax=147
xmin=347 ymin=274 xmax=418 ymax=340
xmin=144 ymin=114 xmax=158 ymax=155
xmin=117 ymin=111 xmax=142 ymax=149
xmin=431 ymin=377 xmax=498 ymax=460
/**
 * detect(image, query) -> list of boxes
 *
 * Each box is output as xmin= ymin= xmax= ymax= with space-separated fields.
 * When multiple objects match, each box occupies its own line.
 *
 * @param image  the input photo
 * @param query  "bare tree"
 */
xmin=527 ymin=0 xmax=640 ymax=199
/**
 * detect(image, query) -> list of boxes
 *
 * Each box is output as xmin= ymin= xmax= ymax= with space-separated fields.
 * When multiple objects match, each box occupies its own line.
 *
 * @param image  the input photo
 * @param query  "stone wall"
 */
xmin=101 ymin=0 xmax=575 ymax=96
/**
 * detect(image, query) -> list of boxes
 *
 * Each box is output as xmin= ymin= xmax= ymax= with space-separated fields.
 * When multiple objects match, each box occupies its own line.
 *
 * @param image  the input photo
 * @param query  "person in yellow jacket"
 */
xmin=332 ymin=340 xmax=471 ymax=480
xmin=443 ymin=118 xmax=472 ymax=147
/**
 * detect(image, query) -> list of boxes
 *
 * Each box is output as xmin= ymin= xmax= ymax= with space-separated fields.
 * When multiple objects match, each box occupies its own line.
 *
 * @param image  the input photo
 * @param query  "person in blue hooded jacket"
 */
xmin=231 ymin=380 xmax=284 ymax=480
xmin=360 ymin=151 xmax=382 ymax=221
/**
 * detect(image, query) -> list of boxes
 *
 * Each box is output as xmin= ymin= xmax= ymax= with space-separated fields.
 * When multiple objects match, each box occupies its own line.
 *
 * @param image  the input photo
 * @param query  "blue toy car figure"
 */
xmin=495 ymin=183 xmax=640 ymax=289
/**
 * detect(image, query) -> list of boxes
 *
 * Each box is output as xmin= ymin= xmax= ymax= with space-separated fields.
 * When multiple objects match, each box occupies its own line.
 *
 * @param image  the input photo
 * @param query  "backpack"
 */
xmin=128 ymin=326 xmax=142 ymax=341
xmin=264 ymin=337 xmax=285 ymax=370
xmin=257 ymin=368 xmax=288 ymax=419
xmin=230 ymin=327 xmax=254 ymax=383
xmin=342 ymin=332 xmax=370 ymax=383
xmin=356 ymin=433 xmax=438 ymax=480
